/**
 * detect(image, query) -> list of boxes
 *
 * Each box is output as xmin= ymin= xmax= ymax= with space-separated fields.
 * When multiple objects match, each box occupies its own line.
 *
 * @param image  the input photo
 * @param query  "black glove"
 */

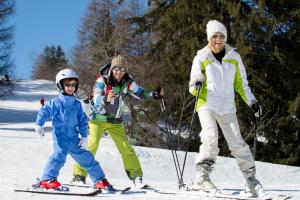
xmin=251 ymin=102 xmax=262 ymax=118
xmin=153 ymin=87 xmax=163 ymax=100
xmin=83 ymin=99 xmax=90 ymax=104
xmin=195 ymin=81 xmax=202 ymax=89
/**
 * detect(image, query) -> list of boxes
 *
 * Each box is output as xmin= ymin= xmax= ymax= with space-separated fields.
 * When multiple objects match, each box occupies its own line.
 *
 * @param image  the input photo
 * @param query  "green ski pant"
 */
xmin=73 ymin=120 xmax=143 ymax=180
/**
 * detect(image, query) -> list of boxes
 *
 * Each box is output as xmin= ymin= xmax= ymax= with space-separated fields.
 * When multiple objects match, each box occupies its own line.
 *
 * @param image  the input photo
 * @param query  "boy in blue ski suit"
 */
xmin=34 ymin=68 xmax=112 ymax=190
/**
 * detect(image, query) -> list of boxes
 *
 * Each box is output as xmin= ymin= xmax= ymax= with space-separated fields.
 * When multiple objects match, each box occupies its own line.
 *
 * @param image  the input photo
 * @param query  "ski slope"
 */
xmin=0 ymin=80 xmax=299 ymax=200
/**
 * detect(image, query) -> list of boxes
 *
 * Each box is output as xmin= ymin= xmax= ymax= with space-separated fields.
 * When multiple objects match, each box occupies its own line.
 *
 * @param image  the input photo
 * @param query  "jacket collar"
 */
xmin=58 ymin=93 xmax=76 ymax=106
xmin=197 ymin=44 xmax=235 ymax=61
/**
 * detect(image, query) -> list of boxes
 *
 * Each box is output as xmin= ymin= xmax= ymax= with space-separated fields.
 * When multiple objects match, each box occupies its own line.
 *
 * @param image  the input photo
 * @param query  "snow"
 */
xmin=0 ymin=80 xmax=299 ymax=200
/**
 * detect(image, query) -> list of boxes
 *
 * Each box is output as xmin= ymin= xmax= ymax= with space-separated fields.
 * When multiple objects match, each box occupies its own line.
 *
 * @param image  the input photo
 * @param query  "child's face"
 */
xmin=63 ymin=79 xmax=77 ymax=95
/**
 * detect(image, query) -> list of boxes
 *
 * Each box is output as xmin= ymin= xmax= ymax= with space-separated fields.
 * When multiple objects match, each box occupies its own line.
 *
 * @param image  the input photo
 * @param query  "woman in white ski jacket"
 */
xmin=189 ymin=20 xmax=264 ymax=198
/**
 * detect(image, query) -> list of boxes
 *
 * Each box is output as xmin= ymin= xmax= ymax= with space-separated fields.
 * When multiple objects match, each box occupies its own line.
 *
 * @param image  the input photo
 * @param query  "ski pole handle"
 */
xmin=195 ymin=81 xmax=202 ymax=89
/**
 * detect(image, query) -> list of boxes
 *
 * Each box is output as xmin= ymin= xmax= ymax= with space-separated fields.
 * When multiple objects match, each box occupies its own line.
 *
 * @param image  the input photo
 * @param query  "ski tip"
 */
xmin=120 ymin=187 xmax=131 ymax=194
xmin=137 ymin=184 xmax=151 ymax=189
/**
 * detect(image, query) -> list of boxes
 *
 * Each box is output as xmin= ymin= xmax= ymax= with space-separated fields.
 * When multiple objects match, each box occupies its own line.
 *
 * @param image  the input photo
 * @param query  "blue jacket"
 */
xmin=36 ymin=93 xmax=88 ymax=146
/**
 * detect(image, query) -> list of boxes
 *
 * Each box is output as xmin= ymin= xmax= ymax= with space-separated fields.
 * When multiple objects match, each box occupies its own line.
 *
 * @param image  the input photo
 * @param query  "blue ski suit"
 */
xmin=36 ymin=93 xmax=105 ymax=183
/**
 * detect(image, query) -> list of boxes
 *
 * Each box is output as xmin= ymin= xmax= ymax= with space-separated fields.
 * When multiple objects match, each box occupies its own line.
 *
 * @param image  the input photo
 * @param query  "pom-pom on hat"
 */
xmin=206 ymin=20 xmax=227 ymax=42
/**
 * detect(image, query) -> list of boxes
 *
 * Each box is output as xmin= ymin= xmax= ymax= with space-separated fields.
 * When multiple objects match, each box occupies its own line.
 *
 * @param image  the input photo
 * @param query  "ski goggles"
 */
xmin=112 ymin=66 xmax=126 ymax=73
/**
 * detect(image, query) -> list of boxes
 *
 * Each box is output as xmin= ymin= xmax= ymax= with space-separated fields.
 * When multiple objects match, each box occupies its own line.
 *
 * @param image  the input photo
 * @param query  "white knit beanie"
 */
xmin=206 ymin=20 xmax=227 ymax=42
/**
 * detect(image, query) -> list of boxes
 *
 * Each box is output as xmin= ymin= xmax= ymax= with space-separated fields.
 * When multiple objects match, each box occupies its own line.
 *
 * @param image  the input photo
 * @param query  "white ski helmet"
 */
xmin=55 ymin=68 xmax=79 ymax=93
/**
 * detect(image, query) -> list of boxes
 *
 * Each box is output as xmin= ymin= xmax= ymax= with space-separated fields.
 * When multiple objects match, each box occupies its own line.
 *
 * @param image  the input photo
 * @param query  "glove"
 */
xmin=153 ymin=87 xmax=164 ymax=100
xmin=78 ymin=137 xmax=88 ymax=150
xmin=251 ymin=102 xmax=262 ymax=118
xmin=35 ymin=125 xmax=44 ymax=137
xmin=81 ymin=99 xmax=96 ymax=118
xmin=195 ymin=81 xmax=202 ymax=90
xmin=191 ymin=74 xmax=205 ymax=84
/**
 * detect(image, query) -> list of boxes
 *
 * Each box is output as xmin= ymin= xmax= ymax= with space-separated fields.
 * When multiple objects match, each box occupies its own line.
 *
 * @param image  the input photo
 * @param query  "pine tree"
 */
xmin=31 ymin=45 xmax=68 ymax=80
xmin=223 ymin=0 xmax=300 ymax=165
xmin=71 ymin=0 xmax=160 ymax=146
xmin=0 ymin=0 xmax=14 ymax=77
xmin=134 ymin=0 xmax=300 ymax=165
xmin=72 ymin=0 xmax=129 ymax=95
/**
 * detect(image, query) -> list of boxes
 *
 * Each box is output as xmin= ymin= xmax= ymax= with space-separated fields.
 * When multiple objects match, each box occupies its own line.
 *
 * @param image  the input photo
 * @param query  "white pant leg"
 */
xmin=216 ymin=113 xmax=255 ymax=171
xmin=196 ymin=109 xmax=219 ymax=164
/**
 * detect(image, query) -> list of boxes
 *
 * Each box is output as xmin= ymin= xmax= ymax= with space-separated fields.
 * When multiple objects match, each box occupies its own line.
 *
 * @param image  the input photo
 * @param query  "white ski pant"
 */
xmin=196 ymin=109 xmax=255 ymax=171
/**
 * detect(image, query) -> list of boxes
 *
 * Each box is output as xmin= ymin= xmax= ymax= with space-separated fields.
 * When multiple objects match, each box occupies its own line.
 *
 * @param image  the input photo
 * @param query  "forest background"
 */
xmin=2 ymin=0 xmax=299 ymax=166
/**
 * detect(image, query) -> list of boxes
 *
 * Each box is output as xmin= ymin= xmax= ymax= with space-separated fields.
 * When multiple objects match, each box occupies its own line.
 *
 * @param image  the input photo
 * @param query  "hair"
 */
xmin=63 ymin=78 xmax=78 ymax=83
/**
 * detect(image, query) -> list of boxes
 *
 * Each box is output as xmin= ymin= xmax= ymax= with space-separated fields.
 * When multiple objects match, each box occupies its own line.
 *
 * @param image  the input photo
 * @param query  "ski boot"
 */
xmin=33 ymin=178 xmax=69 ymax=191
xmin=190 ymin=160 xmax=217 ymax=192
xmin=133 ymin=176 xmax=145 ymax=188
xmin=242 ymin=167 xmax=265 ymax=197
xmin=95 ymin=178 xmax=115 ymax=191
xmin=245 ymin=176 xmax=265 ymax=197
xmin=71 ymin=175 xmax=86 ymax=184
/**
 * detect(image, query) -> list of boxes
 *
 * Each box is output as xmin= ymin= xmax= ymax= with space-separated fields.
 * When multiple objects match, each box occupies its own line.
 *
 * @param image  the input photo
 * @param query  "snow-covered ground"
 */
xmin=0 ymin=80 xmax=299 ymax=200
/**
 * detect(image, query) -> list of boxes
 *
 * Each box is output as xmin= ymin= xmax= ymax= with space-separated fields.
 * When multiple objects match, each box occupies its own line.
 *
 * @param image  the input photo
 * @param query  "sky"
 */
xmin=0 ymin=79 xmax=299 ymax=199
xmin=13 ymin=0 xmax=92 ymax=80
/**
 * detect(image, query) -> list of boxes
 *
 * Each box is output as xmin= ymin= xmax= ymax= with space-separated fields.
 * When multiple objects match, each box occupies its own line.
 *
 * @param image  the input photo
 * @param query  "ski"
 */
xmin=112 ymin=186 xmax=131 ymax=194
xmin=65 ymin=183 xmax=131 ymax=194
xmin=214 ymin=193 xmax=290 ymax=200
xmin=135 ymin=184 xmax=152 ymax=189
xmin=14 ymin=185 xmax=101 ymax=196
xmin=153 ymin=189 xmax=290 ymax=200
xmin=221 ymin=191 xmax=291 ymax=200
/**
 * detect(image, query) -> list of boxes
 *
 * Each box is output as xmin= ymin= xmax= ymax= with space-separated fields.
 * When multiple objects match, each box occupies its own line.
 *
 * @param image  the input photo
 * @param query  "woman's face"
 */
xmin=209 ymin=32 xmax=225 ymax=53
xmin=112 ymin=66 xmax=126 ymax=82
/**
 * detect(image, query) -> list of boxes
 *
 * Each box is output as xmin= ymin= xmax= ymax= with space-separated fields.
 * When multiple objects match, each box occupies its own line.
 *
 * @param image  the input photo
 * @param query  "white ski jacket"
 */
xmin=189 ymin=44 xmax=256 ymax=114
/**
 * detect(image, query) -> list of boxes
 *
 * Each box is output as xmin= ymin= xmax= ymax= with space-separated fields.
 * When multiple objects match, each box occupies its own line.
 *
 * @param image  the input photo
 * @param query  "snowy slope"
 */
xmin=0 ymin=80 xmax=299 ymax=200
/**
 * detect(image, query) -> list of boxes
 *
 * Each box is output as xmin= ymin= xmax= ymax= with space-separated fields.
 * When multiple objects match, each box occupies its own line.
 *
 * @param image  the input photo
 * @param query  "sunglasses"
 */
xmin=64 ymin=82 xmax=77 ymax=88
xmin=112 ymin=66 xmax=126 ymax=73
xmin=212 ymin=34 xmax=225 ymax=40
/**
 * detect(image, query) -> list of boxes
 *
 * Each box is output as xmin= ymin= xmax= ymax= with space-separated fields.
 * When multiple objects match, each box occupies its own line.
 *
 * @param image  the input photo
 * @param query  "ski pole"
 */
xmin=178 ymin=81 xmax=202 ymax=189
xmin=160 ymin=97 xmax=166 ymax=112
xmin=159 ymin=97 xmax=185 ymax=187
xmin=253 ymin=115 xmax=261 ymax=160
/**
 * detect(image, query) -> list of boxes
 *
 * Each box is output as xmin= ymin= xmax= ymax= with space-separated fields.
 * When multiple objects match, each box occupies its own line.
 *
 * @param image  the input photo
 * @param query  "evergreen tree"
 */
xmin=221 ymin=0 xmax=300 ymax=165
xmin=72 ymin=0 xmax=150 ymax=95
xmin=0 ymin=0 xmax=14 ymax=77
xmin=72 ymin=0 xmax=125 ymax=95
xmin=134 ymin=0 xmax=300 ymax=165
xmin=31 ymin=45 xmax=68 ymax=80
xmin=72 ymin=0 xmax=163 ymax=145
xmin=133 ymin=0 xmax=230 ymax=152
